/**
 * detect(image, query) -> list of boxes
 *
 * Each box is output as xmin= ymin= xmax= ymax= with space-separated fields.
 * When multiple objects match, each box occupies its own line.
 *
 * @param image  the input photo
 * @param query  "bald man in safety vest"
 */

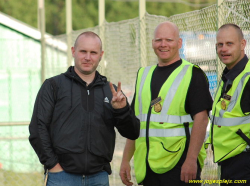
xmin=120 ymin=21 xmax=213 ymax=186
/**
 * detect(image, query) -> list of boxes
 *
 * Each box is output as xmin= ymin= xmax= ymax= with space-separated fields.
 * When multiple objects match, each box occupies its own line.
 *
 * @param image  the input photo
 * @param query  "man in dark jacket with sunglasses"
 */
xmin=29 ymin=31 xmax=140 ymax=186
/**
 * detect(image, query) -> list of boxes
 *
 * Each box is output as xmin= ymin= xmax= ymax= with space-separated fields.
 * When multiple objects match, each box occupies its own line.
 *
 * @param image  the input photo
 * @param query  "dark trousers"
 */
xmin=220 ymin=152 xmax=250 ymax=186
xmin=143 ymin=151 xmax=201 ymax=186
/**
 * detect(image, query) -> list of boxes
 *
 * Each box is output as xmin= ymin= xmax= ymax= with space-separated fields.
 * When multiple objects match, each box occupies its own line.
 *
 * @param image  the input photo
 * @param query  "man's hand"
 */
xmin=109 ymin=82 xmax=127 ymax=109
xmin=181 ymin=110 xmax=208 ymax=183
xmin=120 ymin=161 xmax=133 ymax=186
xmin=181 ymin=158 xmax=197 ymax=183
xmin=49 ymin=163 xmax=64 ymax=173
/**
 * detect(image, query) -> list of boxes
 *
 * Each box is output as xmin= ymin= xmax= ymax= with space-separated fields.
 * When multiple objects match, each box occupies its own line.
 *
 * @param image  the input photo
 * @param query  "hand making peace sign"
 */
xmin=109 ymin=82 xmax=127 ymax=109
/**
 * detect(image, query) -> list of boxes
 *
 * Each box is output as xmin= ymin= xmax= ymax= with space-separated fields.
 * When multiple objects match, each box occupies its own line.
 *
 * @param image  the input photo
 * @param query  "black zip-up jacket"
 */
xmin=29 ymin=66 xmax=140 ymax=175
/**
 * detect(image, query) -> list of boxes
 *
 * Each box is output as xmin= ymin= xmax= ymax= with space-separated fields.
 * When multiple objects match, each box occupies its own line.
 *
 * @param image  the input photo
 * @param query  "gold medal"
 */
xmin=221 ymin=100 xmax=226 ymax=110
xmin=150 ymin=97 xmax=162 ymax=107
xmin=154 ymin=103 xmax=162 ymax=112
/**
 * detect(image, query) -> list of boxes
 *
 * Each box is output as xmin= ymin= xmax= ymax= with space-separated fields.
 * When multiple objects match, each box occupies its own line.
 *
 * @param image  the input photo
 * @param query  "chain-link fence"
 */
xmin=1 ymin=0 xmax=250 ymax=185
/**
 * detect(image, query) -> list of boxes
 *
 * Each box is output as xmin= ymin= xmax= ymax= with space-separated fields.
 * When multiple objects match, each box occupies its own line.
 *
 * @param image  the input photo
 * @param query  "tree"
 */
xmin=0 ymin=0 xmax=216 ymax=35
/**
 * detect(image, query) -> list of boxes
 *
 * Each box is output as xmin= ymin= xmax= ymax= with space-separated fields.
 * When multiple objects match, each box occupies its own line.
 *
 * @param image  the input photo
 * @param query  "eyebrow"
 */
xmin=154 ymin=38 xmax=174 ymax=40
xmin=216 ymin=41 xmax=234 ymax=43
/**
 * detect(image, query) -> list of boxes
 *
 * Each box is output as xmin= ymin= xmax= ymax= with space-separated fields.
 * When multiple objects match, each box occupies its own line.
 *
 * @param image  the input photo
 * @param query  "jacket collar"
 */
xmin=64 ymin=66 xmax=107 ymax=86
xmin=222 ymin=55 xmax=249 ymax=82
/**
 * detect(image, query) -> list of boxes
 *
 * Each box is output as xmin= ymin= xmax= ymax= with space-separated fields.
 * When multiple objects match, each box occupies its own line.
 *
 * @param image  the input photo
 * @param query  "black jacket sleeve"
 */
xmin=29 ymin=80 xmax=58 ymax=169
xmin=109 ymin=82 xmax=140 ymax=140
xmin=113 ymin=69 xmax=140 ymax=140
xmin=113 ymin=104 xmax=140 ymax=140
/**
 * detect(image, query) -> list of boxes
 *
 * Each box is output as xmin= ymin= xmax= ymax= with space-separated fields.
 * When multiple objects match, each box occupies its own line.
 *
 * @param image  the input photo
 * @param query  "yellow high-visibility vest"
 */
xmin=134 ymin=59 xmax=206 ymax=183
xmin=206 ymin=60 xmax=250 ymax=163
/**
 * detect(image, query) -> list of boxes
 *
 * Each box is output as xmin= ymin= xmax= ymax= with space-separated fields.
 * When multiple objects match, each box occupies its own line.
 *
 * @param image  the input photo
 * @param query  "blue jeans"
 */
xmin=46 ymin=170 xmax=109 ymax=186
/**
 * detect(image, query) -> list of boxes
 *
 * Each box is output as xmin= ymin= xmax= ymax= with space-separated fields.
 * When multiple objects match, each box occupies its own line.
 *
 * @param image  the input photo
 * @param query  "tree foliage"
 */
xmin=0 ymin=0 xmax=216 ymax=35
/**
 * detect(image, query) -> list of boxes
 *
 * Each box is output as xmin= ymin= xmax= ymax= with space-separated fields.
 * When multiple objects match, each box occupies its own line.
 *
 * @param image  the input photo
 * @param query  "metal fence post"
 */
xmin=66 ymin=0 xmax=72 ymax=67
xmin=38 ymin=0 xmax=46 ymax=83
xmin=99 ymin=0 xmax=105 ymax=75
xmin=139 ymin=0 xmax=146 ymax=67
xmin=216 ymin=0 xmax=225 ymax=84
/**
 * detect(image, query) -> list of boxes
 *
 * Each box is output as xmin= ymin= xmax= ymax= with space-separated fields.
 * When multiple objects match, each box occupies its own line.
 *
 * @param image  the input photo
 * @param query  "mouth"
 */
xmin=82 ymin=63 xmax=91 ymax=66
xmin=159 ymin=49 xmax=169 ymax=52
xmin=221 ymin=54 xmax=231 ymax=57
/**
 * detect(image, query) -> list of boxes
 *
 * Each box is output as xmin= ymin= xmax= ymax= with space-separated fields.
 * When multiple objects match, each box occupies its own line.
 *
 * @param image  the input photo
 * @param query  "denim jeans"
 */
xmin=46 ymin=170 xmax=109 ymax=186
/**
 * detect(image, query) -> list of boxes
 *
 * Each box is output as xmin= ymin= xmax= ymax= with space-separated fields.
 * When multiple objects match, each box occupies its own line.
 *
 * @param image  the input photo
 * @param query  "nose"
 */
xmin=85 ymin=53 xmax=91 ymax=60
xmin=160 ymin=40 xmax=167 ymax=47
xmin=220 ymin=44 xmax=228 ymax=52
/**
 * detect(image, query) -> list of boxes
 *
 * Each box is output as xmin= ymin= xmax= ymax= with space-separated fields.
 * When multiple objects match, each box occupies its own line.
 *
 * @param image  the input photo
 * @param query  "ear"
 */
xmin=101 ymin=51 xmax=104 ymax=57
xmin=178 ymin=38 xmax=182 ymax=49
xmin=99 ymin=51 xmax=104 ymax=62
xmin=71 ymin=46 xmax=75 ymax=57
xmin=241 ymin=39 xmax=246 ymax=51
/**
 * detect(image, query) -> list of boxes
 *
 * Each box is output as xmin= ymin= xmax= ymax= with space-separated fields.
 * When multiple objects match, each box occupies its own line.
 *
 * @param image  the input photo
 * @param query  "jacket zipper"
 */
xmin=85 ymin=88 xmax=90 ymax=173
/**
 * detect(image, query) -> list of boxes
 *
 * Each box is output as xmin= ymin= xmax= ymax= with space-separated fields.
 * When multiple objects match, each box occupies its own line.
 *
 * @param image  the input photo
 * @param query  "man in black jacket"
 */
xmin=29 ymin=31 xmax=140 ymax=186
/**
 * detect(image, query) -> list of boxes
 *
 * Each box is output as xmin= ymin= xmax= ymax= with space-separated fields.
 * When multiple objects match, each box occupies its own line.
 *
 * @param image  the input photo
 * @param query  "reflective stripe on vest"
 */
xmin=138 ymin=66 xmax=152 ymax=114
xmin=213 ymin=115 xmax=250 ymax=127
xmin=139 ymin=128 xmax=192 ymax=137
xmin=213 ymin=72 xmax=250 ymax=126
xmin=137 ymin=113 xmax=192 ymax=123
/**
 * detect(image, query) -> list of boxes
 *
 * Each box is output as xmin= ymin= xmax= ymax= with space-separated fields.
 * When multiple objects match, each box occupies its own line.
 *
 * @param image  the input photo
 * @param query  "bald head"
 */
xmin=152 ymin=21 xmax=182 ymax=66
xmin=154 ymin=21 xmax=180 ymax=39
xmin=74 ymin=31 xmax=103 ymax=51
xmin=218 ymin=24 xmax=244 ymax=41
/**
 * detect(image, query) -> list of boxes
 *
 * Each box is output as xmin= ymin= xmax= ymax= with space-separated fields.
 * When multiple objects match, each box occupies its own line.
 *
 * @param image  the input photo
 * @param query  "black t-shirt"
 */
xmin=221 ymin=55 xmax=250 ymax=114
xmin=131 ymin=59 xmax=213 ymax=118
